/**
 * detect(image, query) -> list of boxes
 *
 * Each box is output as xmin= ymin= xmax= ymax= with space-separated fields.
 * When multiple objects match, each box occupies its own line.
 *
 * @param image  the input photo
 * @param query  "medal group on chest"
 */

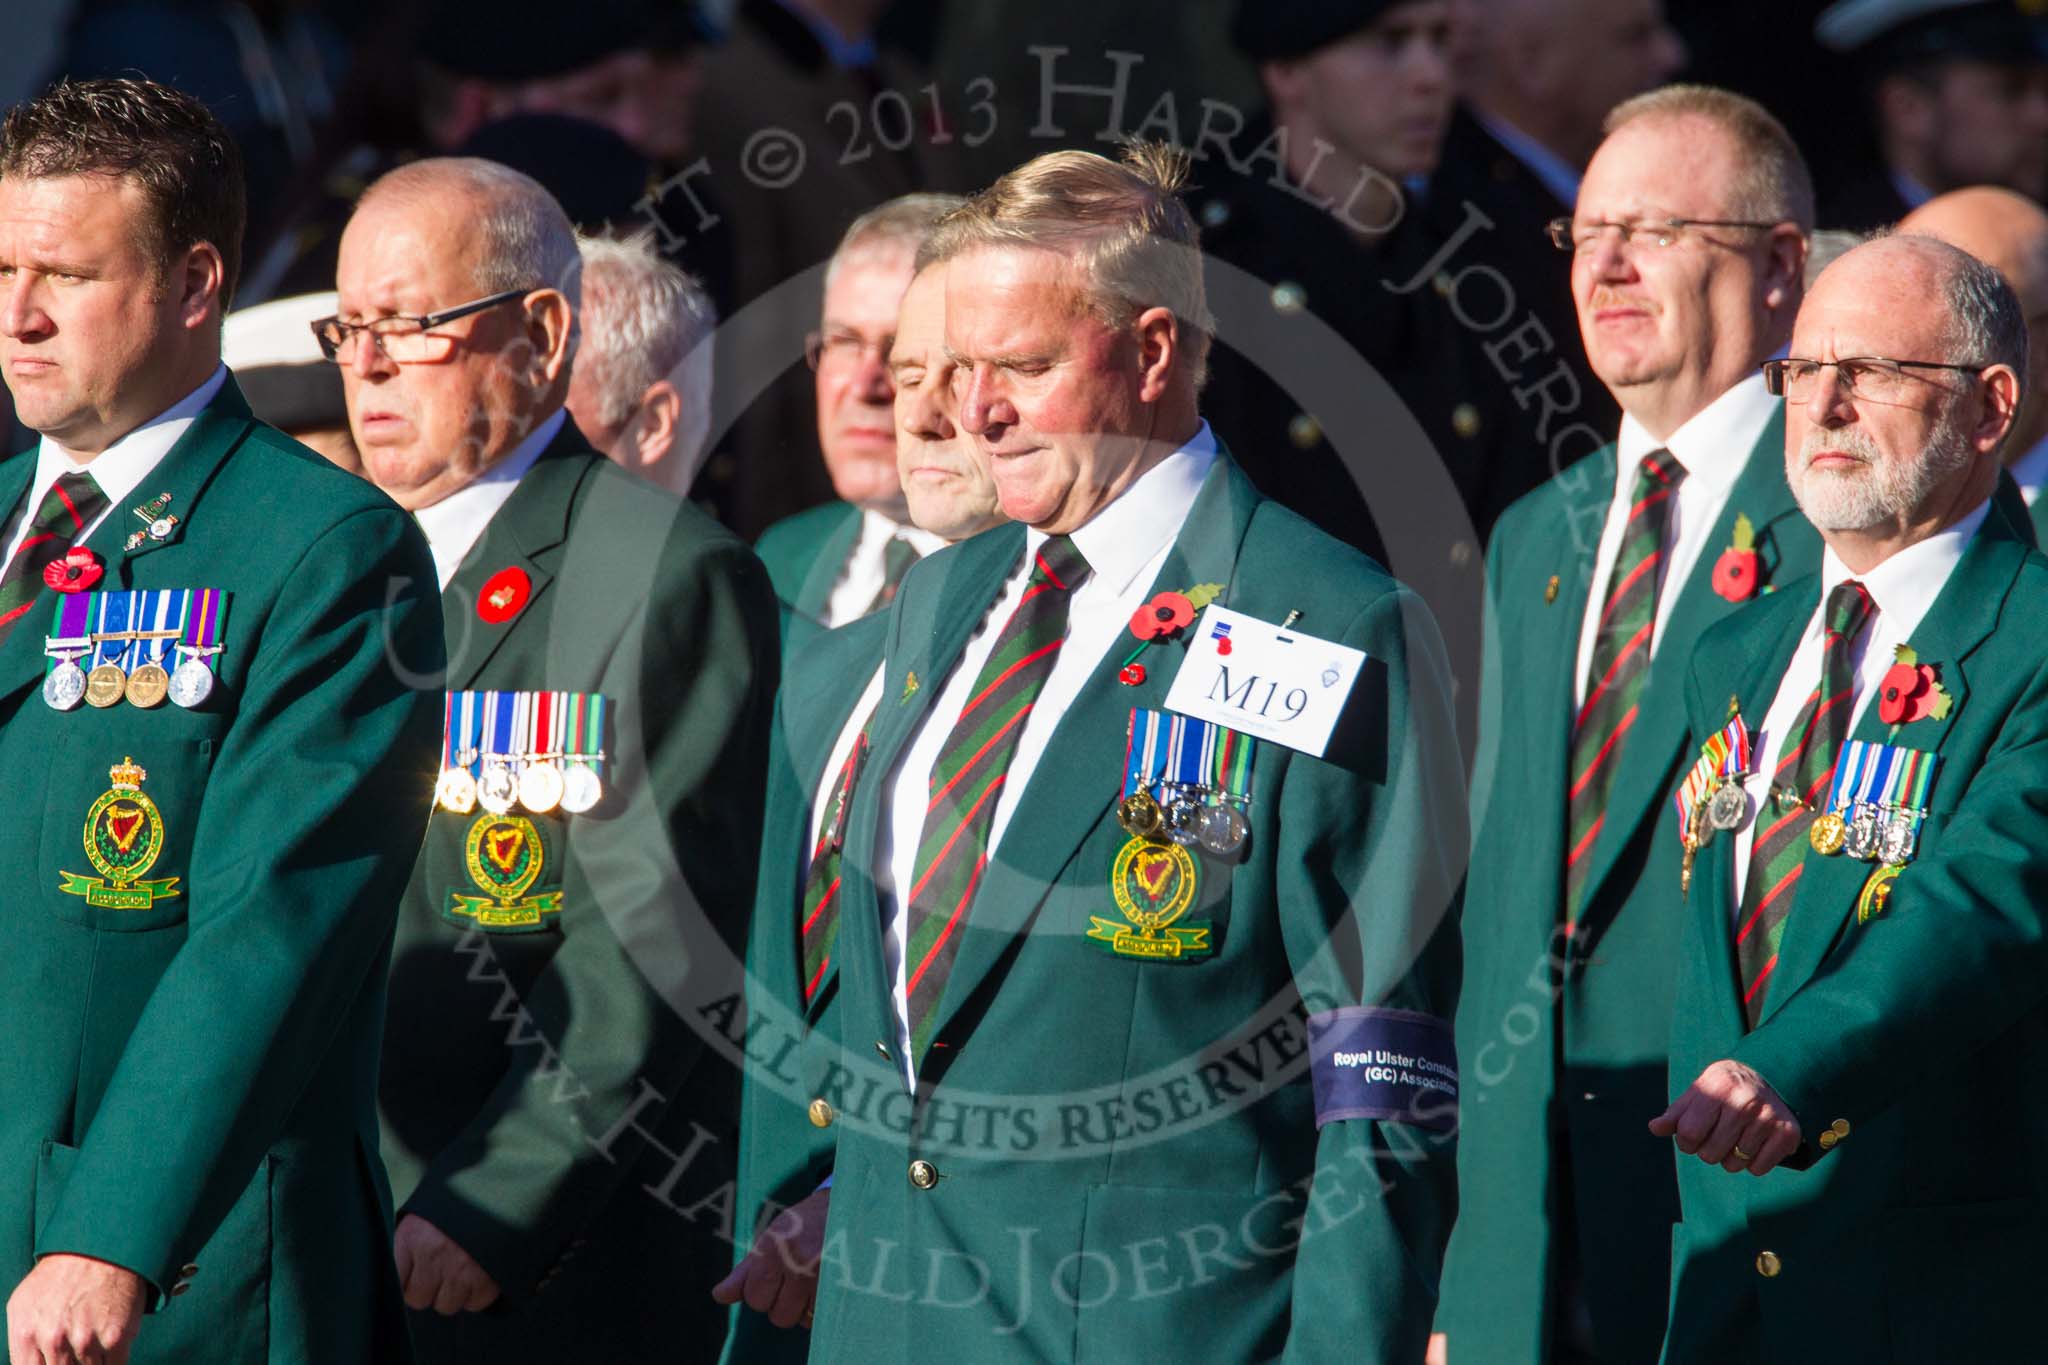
xmin=43 ymin=587 xmax=228 ymax=712
xmin=435 ymin=689 xmax=609 ymax=817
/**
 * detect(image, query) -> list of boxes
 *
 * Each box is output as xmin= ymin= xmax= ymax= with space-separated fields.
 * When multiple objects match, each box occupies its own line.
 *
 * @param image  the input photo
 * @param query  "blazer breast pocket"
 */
xmin=41 ymin=740 xmax=215 ymax=933
xmin=436 ymin=808 xmax=567 ymax=935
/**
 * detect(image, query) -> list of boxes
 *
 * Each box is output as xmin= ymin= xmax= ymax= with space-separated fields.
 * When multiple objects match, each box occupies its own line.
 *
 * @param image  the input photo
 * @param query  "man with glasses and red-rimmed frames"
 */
xmin=1654 ymin=231 xmax=2048 ymax=1365
xmin=753 ymin=194 xmax=961 ymax=640
xmin=333 ymin=155 xmax=778 ymax=1365
xmin=1437 ymin=85 xmax=1823 ymax=1365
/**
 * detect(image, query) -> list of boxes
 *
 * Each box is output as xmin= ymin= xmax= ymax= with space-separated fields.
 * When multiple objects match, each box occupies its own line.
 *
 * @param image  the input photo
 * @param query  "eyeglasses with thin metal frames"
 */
xmin=1546 ymin=217 xmax=1784 ymax=252
xmin=1761 ymin=357 xmax=1989 ymax=401
xmin=310 ymin=288 xmax=533 ymax=363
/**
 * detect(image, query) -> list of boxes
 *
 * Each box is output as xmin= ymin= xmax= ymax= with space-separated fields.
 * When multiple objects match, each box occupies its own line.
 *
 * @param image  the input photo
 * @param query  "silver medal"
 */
xmin=1196 ymin=802 xmax=1249 ymax=858
xmin=43 ymin=658 xmax=86 ymax=711
xmin=1879 ymin=808 xmax=1918 ymax=866
xmin=559 ymin=760 xmax=602 ymax=813
xmin=169 ymin=656 xmax=215 ymax=707
xmin=1706 ymin=781 xmax=1749 ymax=832
xmin=477 ymin=760 xmax=519 ymax=814
xmin=1843 ymin=802 xmax=1883 ymax=861
xmin=519 ymin=760 xmax=564 ymax=814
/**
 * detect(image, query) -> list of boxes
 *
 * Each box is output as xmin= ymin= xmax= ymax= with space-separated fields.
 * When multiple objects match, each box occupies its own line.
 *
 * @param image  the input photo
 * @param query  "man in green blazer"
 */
xmin=755 ymin=194 xmax=961 ymax=631
xmin=0 ymin=80 xmax=442 ymax=1363
xmin=1655 ymin=234 xmax=2048 ymax=1363
xmin=812 ymin=144 xmax=1465 ymax=1363
xmin=335 ymin=158 xmax=779 ymax=1362
xmin=716 ymin=256 xmax=1005 ymax=1362
xmin=1438 ymin=86 xmax=1823 ymax=1365
xmin=1897 ymin=186 xmax=2048 ymax=546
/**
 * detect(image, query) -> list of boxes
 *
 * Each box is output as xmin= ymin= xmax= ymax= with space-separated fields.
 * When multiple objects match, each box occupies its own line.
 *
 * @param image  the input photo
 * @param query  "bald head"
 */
xmin=1900 ymin=187 xmax=2048 ymax=458
xmin=356 ymin=157 xmax=582 ymax=307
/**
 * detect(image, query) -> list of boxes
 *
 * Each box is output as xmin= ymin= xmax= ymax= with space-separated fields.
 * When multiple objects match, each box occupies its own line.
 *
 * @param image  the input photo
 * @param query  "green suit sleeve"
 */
xmin=1277 ymin=586 xmax=1467 ymax=1365
xmin=1730 ymin=661 xmax=2048 ymax=1138
xmin=401 ymin=530 xmax=780 ymax=1298
xmin=34 ymin=507 xmax=445 ymax=1302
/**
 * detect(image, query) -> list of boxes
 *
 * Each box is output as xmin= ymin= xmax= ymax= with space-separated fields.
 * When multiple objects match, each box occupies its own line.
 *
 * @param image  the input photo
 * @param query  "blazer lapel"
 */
xmin=1758 ymin=503 xmax=2030 ymax=1024
xmin=441 ymin=434 xmax=594 ymax=689
xmin=919 ymin=457 xmax=1263 ymax=1065
xmin=797 ymin=506 xmax=863 ymax=620
xmin=0 ymin=381 xmax=254 ymax=706
xmin=1577 ymin=411 xmax=1799 ymax=919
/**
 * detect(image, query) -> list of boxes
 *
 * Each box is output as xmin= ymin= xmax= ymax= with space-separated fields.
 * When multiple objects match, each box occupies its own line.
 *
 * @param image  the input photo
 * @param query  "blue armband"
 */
xmin=1307 ymin=1006 xmax=1457 ymax=1131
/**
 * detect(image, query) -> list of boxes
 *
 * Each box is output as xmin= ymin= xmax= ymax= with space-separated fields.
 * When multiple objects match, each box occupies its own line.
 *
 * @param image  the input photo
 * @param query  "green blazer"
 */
xmin=757 ymin=500 xmax=861 ymax=625
xmin=722 ymin=612 xmax=887 ymax=1365
xmin=1439 ymin=410 xmax=1822 ymax=1365
xmin=377 ymin=429 xmax=779 ymax=1361
xmin=0 ymin=378 xmax=443 ymax=1363
xmin=1663 ymin=490 xmax=2048 ymax=1364
xmin=2030 ymin=487 xmax=2048 ymax=546
xmin=814 ymin=454 xmax=1467 ymax=1363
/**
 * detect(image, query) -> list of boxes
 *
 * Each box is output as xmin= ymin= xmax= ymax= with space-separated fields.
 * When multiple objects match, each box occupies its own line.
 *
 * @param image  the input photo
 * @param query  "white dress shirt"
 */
xmin=1573 ymin=376 xmax=1779 ymax=706
xmin=2008 ymin=432 xmax=2048 ymax=507
xmin=6 ymin=366 xmax=227 ymax=565
xmin=820 ymin=508 xmax=946 ymax=629
xmin=413 ymin=409 xmax=564 ymax=589
xmin=874 ymin=423 xmax=1219 ymax=1084
xmin=1728 ymin=500 xmax=1989 ymax=910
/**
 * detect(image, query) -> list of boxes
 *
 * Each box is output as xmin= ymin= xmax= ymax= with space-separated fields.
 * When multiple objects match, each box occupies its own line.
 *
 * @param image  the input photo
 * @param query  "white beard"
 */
xmin=1789 ymin=411 xmax=1972 ymax=532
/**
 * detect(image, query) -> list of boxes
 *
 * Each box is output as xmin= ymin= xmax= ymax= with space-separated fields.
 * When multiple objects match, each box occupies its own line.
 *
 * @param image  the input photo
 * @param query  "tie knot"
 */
xmin=1824 ymin=579 xmax=1874 ymax=641
xmin=1030 ymin=534 xmax=1092 ymax=593
xmin=1638 ymin=447 xmax=1687 ymax=492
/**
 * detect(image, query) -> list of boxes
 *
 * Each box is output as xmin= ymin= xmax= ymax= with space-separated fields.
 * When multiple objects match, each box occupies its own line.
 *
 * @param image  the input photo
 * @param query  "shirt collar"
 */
xmin=37 ymin=365 xmax=228 ymax=513
xmin=1817 ymin=496 xmax=1992 ymax=638
xmin=2008 ymin=429 xmax=2048 ymax=504
xmin=1472 ymin=109 xmax=1581 ymax=208
xmin=413 ymin=407 xmax=565 ymax=560
xmin=1616 ymin=373 xmax=1778 ymax=498
xmin=1033 ymin=421 xmax=1217 ymax=594
xmin=859 ymin=505 xmax=947 ymax=557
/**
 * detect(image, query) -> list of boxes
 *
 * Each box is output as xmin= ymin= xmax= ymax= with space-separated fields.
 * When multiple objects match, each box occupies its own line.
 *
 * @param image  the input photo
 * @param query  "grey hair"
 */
xmin=1605 ymin=84 xmax=1816 ymax=233
xmin=823 ymin=192 xmax=965 ymax=293
xmin=358 ymin=156 xmax=583 ymax=307
xmin=574 ymin=230 xmax=717 ymax=428
xmin=1924 ymin=236 xmax=2031 ymax=382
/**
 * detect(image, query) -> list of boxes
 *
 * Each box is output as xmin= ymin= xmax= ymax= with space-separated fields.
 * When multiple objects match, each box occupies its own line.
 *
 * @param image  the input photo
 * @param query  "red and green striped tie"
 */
xmin=902 ymin=534 xmax=1091 ymax=1060
xmin=0 ymin=469 xmax=110 ymax=642
xmin=1735 ymin=580 xmax=1873 ymax=1027
xmin=798 ymin=708 xmax=878 ymax=1004
xmin=1564 ymin=448 xmax=1686 ymax=919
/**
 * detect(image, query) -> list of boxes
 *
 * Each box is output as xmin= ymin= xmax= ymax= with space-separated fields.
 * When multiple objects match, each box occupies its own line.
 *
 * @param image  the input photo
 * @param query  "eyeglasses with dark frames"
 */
xmin=310 ymin=288 xmax=533 ymax=364
xmin=1546 ymin=217 xmax=1785 ymax=253
xmin=1761 ymin=357 xmax=1989 ymax=403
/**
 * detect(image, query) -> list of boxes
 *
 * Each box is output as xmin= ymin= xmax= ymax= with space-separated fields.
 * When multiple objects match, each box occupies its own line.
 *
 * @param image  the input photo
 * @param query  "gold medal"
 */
xmin=1115 ymin=788 xmax=1164 ymax=840
xmin=125 ymin=661 xmax=170 ymax=708
xmin=84 ymin=663 xmax=127 ymax=708
xmin=436 ymin=767 xmax=478 ymax=814
xmin=1809 ymin=811 xmax=1847 ymax=856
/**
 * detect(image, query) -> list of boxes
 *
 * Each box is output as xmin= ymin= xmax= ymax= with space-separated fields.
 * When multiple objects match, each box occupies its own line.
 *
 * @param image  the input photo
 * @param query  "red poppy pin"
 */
xmin=478 ymin=566 xmax=531 ymax=624
xmin=1878 ymin=645 xmax=1951 ymax=727
xmin=1117 ymin=583 xmax=1225 ymax=685
xmin=1712 ymin=514 xmax=1760 ymax=602
xmin=43 ymin=547 xmax=103 ymax=594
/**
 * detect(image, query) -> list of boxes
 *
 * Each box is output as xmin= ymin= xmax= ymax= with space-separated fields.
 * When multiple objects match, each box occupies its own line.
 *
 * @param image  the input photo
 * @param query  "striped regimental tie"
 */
xmin=1564 ymin=447 xmax=1687 ymax=921
xmin=798 ymin=708 xmax=877 ymax=1005
xmin=1735 ymin=579 xmax=1874 ymax=1026
xmin=0 ymin=470 xmax=110 ymax=643
xmin=861 ymin=535 xmax=921 ymax=618
xmin=901 ymin=534 xmax=1092 ymax=1061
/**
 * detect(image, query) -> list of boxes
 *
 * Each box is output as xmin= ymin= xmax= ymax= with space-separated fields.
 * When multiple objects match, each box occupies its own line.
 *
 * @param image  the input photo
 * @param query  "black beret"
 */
xmin=420 ymin=0 xmax=704 ymax=82
xmin=1232 ymin=0 xmax=1397 ymax=61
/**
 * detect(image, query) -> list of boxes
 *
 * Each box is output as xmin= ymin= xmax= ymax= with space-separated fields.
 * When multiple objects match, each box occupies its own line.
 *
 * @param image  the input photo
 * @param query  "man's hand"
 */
xmin=711 ymin=1187 xmax=831 ymax=1330
xmin=6 ymin=1253 xmax=146 ymax=1365
xmin=1426 ymin=1330 xmax=1448 ymax=1365
xmin=1650 ymin=1059 xmax=1802 ymax=1174
xmin=394 ymin=1214 xmax=500 ymax=1315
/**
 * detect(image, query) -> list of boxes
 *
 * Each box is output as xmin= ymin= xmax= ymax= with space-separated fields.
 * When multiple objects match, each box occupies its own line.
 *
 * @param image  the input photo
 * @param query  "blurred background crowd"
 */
xmin=3 ymin=0 xmax=2044 ymax=557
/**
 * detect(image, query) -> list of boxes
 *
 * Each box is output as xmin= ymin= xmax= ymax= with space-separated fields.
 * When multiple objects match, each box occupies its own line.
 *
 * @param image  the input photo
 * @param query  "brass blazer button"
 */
xmin=809 ymin=1098 xmax=836 ymax=1128
xmin=1755 ymin=1250 xmax=1782 ymax=1278
xmin=908 ymin=1160 xmax=939 ymax=1190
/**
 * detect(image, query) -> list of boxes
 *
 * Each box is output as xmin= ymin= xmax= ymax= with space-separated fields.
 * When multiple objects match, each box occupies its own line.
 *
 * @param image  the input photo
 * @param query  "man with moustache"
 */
xmin=1899 ymin=184 xmax=2048 ymax=541
xmin=812 ymin=142 xmax=1465 ymax=1362
xmin=1438 ymin=86 xmax=1823 ymax=1365
xmin=755 ymin=194 xmax=962 ymax=630
xmin=715 ymin=254 xmax=1002 ymax=1363
xmin=332 ymin=156 xmax=778 ymax=1363
xmin=1654 ymin=233 xmax=2048 ymax=1363
xmin=0 ymin=79 xmax=442 ymax=1364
